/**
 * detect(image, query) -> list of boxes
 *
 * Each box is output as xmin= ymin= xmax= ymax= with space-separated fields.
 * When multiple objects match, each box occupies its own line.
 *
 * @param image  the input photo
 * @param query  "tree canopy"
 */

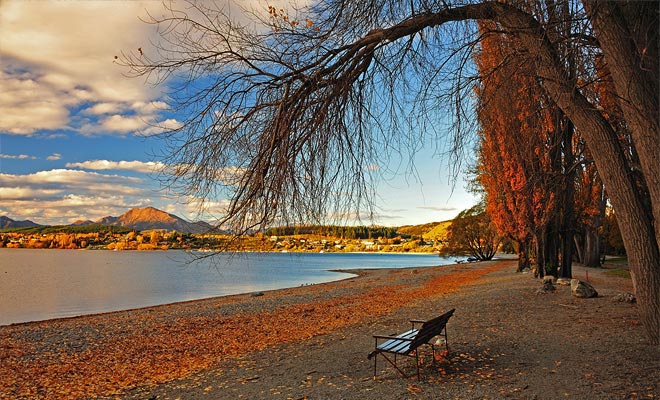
xmin=121 ymin=0 xmax=659 ymax=344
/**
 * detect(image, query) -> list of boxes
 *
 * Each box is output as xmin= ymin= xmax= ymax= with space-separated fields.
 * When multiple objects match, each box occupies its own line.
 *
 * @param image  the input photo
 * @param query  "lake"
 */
xmin=0 ymin=249 xmax=454 ymax=325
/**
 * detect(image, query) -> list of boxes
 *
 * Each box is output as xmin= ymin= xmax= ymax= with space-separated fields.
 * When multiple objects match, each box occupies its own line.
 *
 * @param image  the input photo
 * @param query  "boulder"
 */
xmin=611 ymin=292 xmax=636 ymax=303
xmin=556 ymin=277 xmax=571 ymax=286
xmin=571 ymin=279 xmax=598 ymax=298
xmin=536 ymin=280 xmax=556 ymax=295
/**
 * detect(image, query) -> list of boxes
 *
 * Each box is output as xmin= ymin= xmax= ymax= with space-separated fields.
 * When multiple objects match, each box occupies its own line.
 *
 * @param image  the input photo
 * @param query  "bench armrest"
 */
xmin=410 ymin=319 xmax=426 ymax=329
xmin=372 ymin=334 xmax=414 ymax=341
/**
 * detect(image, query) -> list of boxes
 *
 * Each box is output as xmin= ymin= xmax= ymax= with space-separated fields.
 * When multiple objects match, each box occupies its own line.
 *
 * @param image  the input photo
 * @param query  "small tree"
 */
xmin=443 ymin=203 xmax=501 ymax=261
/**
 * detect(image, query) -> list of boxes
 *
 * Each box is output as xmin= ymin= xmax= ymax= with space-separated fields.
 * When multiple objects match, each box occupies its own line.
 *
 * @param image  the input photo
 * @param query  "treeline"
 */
xmin=1 ymin=224 xmax=132 ymax=235
xmin=264 ymin=225 xmax=400 ymax=239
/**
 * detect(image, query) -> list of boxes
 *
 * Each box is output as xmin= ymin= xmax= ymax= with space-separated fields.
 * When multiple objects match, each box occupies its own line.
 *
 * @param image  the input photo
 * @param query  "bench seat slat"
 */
xmin=376 ymin=328 xmax=419 ymax=354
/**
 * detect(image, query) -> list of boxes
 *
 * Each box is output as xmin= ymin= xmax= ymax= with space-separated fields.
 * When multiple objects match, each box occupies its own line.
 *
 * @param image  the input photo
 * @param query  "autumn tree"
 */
xmin=474 ymin=6 xmax=606 ymax=278
xmin=443 ymin=202 xmax=501 ymax=261
xmin=474 ymin=19 xmax=561 ymax=275
xmin=121 ymin=1 xmax=660 ymax=343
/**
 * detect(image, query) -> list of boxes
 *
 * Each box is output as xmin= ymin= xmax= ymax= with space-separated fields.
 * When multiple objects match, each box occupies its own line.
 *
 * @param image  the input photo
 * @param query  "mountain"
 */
xmin=96 ymin=216 xmax=119 ymax=226
xmin=96 ymin=207 xmax=214 ymax=234
xmin=0 ymin=216 xmax=41 ymax=229
xmin=70 ymin=219 xmax=95 ymax=226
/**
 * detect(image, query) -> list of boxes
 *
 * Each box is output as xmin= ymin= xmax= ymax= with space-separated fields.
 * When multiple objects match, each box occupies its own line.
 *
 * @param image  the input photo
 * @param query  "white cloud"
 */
xmin=416 ymin=205 xmax=458 ymax=212
xmin=133 ymin=101 xmax=171 ymax=114
xmin=0 ymin=168 xmax=226 ymax=225
xmin=1 ymin=1 xmax=157 ymax=102
xmin=101 ymin=114 xmax=150 ymax=133
xmin=47 ymin=153 xmax=62 ymax=161
xmin=0 ymin=70 xmax=71 ymax=135
xmin=0 ymin=153 xmax=36 ymax=160
xmin=66 ymin=160 xmax=165 ymax=174
xmin=0 ymin=1 xmax=168 ymax=136
xmin=0 ymin=169 xmax=155 ymax=225
xmin=0 ymin=169 xmax=141 ymax=187
xmin=141 ymin=118 xmax=183 ymax=136
xmin=84 ymin=102 xmax=123 ymax=115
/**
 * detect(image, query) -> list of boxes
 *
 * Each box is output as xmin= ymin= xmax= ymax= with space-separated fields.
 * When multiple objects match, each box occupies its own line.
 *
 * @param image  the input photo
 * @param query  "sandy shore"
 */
xmin=1 ymin=259 xmax=658 ymax=399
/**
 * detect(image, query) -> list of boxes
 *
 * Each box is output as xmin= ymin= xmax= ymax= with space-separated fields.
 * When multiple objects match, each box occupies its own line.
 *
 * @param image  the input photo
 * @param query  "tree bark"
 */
xmin=517 ymin=239 xmax=531 ymax=272
xmin=582 ymin=227 xmax=602 ymax=268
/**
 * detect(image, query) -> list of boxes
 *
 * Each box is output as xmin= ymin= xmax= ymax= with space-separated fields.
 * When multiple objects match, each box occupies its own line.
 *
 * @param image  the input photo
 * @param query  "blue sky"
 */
xmin=0 ymin=0 xmax=478 ymax=227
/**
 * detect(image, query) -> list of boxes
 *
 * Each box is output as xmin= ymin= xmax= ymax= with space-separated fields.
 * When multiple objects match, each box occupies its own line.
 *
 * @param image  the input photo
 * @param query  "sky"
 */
xmin=0 ymin=0 xmax=478 ymax=227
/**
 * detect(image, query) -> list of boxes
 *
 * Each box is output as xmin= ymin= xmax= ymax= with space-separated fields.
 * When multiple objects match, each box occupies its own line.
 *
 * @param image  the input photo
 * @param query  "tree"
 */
xmin=474 ymin=18 xmax=561 ymax=275
xmin=443 ymin=202 xmax=501 ymax=261
xmin=121 ymin=1 xmax=659 ymax=344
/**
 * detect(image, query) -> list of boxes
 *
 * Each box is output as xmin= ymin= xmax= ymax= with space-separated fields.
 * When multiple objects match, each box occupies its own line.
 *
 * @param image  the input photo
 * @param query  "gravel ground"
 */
xmin=2 ymin=259 xmax=658 ymax=400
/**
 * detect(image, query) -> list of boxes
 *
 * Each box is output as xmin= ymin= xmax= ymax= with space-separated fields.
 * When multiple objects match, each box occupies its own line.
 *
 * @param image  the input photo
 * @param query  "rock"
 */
xmin=251 ymin=291 xmax=264 ymax=297
xmin=611 ymin=292 xmax=636 ymax=303
xmin=542 ymin=275 xmax=556 ymax=284
xmin=571 ymin=279 xmax=598 ymax=298
xmin=521 ymin=268 xmax=532 ymax=274
xmin=536 ymin=280 xmax=556 ymax=294
xmin=556 ymin=277 xmax=571 ymax=286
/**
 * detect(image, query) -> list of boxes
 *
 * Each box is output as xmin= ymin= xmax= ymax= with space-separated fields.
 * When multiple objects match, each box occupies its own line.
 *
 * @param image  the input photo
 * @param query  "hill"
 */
xmin=96 ymin=207 xmax=214 ymax=234
xmin=397 ymin=220 xmax=452 ymax=239
xmin=421 ymin=220 xmax=452 ymax=241
xmin=0 ymin=216 xmax=41 ymax=229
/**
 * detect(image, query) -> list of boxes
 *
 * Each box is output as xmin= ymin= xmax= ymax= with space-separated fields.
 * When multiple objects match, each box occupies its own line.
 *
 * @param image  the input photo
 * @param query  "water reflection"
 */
xmin=0 ymin=249 xmax=450 ymax=325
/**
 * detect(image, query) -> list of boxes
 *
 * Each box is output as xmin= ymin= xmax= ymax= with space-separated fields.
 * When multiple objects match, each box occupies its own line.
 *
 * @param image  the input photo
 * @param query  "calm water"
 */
xmin=0 ymin=249 xmax=453 ymax=325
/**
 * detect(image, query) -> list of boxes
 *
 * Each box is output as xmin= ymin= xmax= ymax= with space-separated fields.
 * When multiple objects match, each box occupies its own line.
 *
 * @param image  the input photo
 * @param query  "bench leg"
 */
xmin=377 ymin=353 xmax=409 ymax=378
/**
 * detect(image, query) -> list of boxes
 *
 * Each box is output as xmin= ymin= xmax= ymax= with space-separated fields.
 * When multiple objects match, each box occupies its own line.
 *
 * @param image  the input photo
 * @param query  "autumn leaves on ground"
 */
xmin=0 ymin=262 xmax=505 ymax=399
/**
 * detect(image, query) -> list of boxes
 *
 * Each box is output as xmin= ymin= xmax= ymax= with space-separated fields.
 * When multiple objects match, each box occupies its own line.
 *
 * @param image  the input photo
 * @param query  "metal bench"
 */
xmin=367 ymin=308 xmax=455 ymax=379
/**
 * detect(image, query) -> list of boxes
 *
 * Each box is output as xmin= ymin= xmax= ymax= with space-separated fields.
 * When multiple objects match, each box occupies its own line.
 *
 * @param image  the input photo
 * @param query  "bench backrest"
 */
xmin=410 ymin=308 xmax=455 ymax=350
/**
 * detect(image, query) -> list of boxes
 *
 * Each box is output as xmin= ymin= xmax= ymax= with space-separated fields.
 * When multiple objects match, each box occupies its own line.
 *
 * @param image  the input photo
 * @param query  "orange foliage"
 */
xmin=475 ymin=21 xmax=558 ymax=246
xmin=0 ymin=263 xmax=507 ymax=399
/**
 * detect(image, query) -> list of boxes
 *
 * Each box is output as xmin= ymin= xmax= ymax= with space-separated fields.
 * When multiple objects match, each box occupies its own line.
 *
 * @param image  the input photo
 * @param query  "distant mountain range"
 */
xmin=1 ymin=207 xmax=214 ymax=234
xmin=0 ymin=216 xmax=40 ymax=229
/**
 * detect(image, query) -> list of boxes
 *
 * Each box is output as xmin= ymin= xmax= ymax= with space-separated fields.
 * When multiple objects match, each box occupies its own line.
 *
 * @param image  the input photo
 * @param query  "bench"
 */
xmin=367 ymin=308 xmax=455 ymax=379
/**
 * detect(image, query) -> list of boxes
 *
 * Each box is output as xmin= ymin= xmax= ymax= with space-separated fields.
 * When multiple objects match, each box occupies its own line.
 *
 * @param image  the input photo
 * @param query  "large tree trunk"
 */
xmin=517 ymin=239 xmax=531 ymax=272
xmin=582 ymin=227 xmax=602 ymax=268
xmin=534 ymin=231 xmax=545 ymax=278
xmin=574 ymin=234 xmax=584 ymax=264
xmin=559 ymin=118 xmax=576 ymax=279
xmin=581 ymin=0 xmax=660 ymax=345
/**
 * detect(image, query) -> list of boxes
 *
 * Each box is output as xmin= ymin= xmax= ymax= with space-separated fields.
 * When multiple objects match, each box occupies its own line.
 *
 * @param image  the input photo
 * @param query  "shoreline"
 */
xmin=0 ymin=253 xmax=449 ymax=327
xmin=3 ymin=260 xmax=657 ymax=399
xmin=1 ymin=268 xmax=366 ymax=330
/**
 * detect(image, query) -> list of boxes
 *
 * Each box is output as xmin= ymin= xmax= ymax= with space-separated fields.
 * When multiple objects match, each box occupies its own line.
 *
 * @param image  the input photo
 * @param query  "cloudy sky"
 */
xmin=0 ymin=0 xmax=477 ymax=227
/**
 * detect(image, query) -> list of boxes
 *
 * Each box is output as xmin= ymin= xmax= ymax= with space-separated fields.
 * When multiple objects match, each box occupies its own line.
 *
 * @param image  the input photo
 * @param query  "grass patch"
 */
xmin=603 ymin=256 xmax=628 ymax=265
xmin=604 ymin=268 xmax=631 ymax=279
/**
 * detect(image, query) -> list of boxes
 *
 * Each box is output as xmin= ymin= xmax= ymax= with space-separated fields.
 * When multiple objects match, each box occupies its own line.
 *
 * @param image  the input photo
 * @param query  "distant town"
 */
xmin=0 ymin=207 xmax=449 ymax=253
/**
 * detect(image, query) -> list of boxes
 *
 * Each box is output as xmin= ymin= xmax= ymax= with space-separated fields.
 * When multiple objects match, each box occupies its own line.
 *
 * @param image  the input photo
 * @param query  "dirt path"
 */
xmin=118 ymin=263 xmax=659 ymax=400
